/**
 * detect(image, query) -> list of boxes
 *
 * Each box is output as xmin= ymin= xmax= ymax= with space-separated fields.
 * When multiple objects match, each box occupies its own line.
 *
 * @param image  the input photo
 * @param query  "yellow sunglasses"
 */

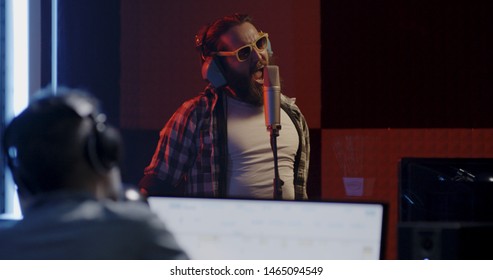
xmin=212 ymin=33 xmax=269 ymax=62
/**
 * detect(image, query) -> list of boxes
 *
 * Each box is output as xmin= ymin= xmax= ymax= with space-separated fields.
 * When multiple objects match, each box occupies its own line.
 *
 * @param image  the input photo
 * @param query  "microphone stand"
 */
xmin=268 ymin=124 xmax=283 ymax=200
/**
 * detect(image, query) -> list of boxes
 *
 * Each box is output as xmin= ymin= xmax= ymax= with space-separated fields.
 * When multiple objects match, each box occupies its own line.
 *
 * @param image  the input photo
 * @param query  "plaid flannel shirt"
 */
xmin=141 ymin=85 xmax=310 ymax=199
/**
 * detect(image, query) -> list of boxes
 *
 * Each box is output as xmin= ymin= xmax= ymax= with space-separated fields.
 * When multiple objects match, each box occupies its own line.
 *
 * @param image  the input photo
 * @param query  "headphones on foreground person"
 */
xmin=2 ymin=89 xmax=123 ymax=196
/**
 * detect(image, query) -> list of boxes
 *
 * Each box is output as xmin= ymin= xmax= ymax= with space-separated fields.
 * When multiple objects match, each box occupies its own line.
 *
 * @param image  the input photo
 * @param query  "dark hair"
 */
xmin=3 ymin=90 xmax=101 ymax=195
xmin=195 ymin=13 xmax=253 ymax=60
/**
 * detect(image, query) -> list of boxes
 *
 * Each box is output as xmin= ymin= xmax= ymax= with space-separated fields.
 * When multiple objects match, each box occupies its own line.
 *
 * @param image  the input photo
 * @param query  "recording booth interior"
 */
xmin=2 ymin=0 xmax=493 ymax=260
xmin=147 ymin=196 xmax=388 ymax=260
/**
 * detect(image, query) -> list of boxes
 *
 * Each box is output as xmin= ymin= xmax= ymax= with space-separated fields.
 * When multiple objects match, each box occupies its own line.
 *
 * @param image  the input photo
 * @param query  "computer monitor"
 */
xmin=147 ymin=197 xmax=386 ymax=260
xmin=399 ymin=157 xmax=493 ymax=222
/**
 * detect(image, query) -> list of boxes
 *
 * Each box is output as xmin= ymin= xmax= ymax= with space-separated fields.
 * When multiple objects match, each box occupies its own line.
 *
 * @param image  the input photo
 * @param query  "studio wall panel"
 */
xmin=120 ymin=0 xmax=321 ymax=130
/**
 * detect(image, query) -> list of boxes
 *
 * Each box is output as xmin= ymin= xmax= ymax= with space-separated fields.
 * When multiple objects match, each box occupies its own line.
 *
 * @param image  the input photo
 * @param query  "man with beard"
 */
xmin=139 ymin=13 xmax=310 ymax=200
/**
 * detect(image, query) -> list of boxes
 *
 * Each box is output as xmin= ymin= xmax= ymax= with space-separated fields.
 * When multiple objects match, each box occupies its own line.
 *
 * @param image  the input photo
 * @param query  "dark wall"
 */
xmin=57 ymin=0 xmax=121 ymax=126
xmin=321 ymin=0 xmax=493 ymax=128
xmin=40 ymin=0 xmax=52 ymax=87
xmin=56 ymin=0 xmax=144 ymax=183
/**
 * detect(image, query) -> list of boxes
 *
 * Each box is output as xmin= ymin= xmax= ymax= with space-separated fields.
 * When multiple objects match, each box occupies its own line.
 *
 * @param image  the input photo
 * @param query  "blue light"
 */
xmin=8 ymin=0 xmax=29 ymax=116
xmin=3 ymin=0 xmax=30 ymax=219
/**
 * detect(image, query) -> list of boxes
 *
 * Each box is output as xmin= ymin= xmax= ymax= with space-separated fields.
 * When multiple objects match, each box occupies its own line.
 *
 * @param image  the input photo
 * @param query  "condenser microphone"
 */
xmin=263 ymin=65 xmax=281 ymax=132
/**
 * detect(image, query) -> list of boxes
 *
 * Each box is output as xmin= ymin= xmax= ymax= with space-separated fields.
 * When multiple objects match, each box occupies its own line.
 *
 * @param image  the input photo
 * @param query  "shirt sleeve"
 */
xmin=139 ymin=100 xmax=199 ymax=196
xmin=299 ymin=113 xmax=310 ymax=199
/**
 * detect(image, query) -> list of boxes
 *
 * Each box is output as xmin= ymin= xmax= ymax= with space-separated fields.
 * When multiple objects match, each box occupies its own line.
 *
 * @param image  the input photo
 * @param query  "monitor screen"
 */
xmin=399 ymin=158 xmax=493 ymax=222
xmin=147 ymin=197 xmax=386 ymax=260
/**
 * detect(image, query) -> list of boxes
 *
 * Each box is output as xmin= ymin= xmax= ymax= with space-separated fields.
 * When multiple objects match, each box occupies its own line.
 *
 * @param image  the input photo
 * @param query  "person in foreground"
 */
xmin=139 ymin=13 xmax=310 ymax=200
xmin=0 ymin=89 xmax=187 ymax=260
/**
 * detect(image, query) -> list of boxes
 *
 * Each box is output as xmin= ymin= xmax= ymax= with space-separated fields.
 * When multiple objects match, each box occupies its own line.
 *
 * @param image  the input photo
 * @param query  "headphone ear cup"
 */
xmin=85 ymin=125 xmax=122 ymax=173
xmin=201 ymin=56 xmax=227 ymax=88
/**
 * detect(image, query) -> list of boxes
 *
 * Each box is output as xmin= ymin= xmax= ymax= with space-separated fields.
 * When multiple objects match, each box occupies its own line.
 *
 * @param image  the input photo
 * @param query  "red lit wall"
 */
xmin=120 ymin=0 xmax=321 ymax=130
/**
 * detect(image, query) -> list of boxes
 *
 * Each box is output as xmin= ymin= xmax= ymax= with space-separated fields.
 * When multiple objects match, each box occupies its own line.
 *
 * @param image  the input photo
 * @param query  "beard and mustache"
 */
xmin=228 ymin=76 xmax=263 ymax=106
xmin=223 ymin=62 xmax=266 ymax=107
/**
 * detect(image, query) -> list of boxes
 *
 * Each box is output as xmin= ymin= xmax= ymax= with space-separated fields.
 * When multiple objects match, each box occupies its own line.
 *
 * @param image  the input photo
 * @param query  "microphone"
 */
xmin=263 ymin=65 xmax=284 ymax=199
xmin=263 ymin=65 xmax=281 ymax=132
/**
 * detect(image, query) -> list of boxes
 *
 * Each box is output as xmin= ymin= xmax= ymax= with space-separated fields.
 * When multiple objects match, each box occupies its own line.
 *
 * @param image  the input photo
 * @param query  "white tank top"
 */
xmin=226 ymin=96 xmax=298 ymax=199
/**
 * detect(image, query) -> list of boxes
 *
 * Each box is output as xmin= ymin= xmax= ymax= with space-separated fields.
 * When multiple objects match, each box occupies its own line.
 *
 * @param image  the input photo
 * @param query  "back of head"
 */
xmin=2 ymin=88 xmax=122 ymax=199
